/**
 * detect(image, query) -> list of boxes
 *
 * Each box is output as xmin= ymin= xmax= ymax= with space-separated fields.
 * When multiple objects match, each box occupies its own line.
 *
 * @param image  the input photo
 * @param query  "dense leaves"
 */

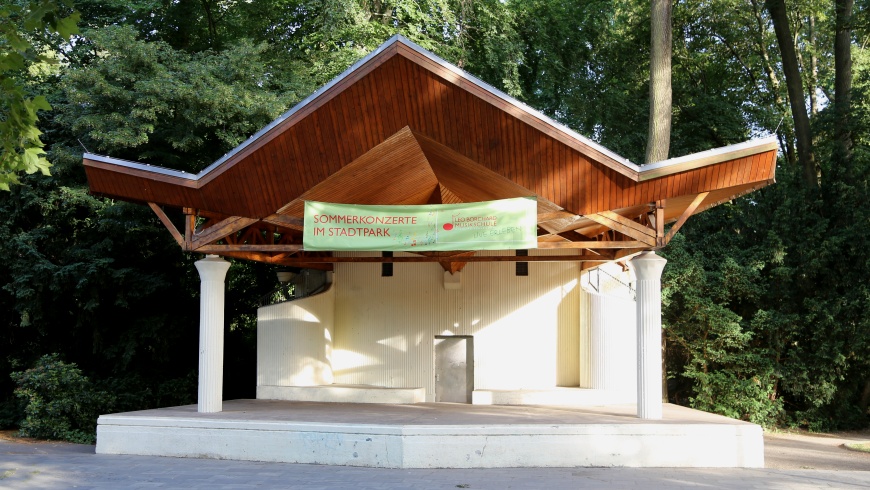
xmin=12 ymin=354 xmax=111 ymax=443
xmin=62 ymin=25 xmax=297 ymax=170
xmin=0 ymin=0 xmax=79 ymax=189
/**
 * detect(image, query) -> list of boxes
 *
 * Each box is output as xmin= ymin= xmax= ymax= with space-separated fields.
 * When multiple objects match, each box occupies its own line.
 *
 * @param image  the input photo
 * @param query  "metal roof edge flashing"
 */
xmin=638 ymin=137 xmax=779 ymax=181
xmin=83 ymin=153 xmax=197 ymax=180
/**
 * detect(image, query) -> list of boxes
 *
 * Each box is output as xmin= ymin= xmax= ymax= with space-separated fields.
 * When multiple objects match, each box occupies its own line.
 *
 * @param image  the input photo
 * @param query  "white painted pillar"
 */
xmin=628 ymin=251 xmax=667 ymax=419
xmin=195 ymin=255 xmax=231 ymax=413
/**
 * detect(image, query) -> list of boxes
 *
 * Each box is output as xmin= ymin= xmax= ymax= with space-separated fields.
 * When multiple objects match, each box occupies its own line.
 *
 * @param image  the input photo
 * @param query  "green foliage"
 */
xmin=61 ymin=25 xmax=296 ymax=171
xmin=0 ymin=0 xmax=78 ymax=189
xmin=0 ymin=6 xmax=290 ymax=430
xmin=661 ymin=126 xmax=870 ymax=430
xmin=11 ymin=354 xmax=112 ymax=444
xmin=662 ymin=232 xmax=784 ymax=427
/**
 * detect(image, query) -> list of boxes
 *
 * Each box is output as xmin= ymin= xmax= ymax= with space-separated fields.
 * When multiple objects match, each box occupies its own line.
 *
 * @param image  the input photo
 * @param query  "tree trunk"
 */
xmin=662 ymin=334 xmax=669 ymax=402
xmin=766 ymin=0 xmax=816 ymax=187
xmin=200 ymin=0 xmax=219 ymax=47
xmin=749 ymin=0 xmax=796 ymax=166
xmin=834 ymin=0 xmax=853 ymax=162
xmin=645 ymin=0 xmax=672 ymax=164
xmin=809 ymin=16 xmax=819 ymax=115
xmin=860 ymin=378 xmax=870 ymax=416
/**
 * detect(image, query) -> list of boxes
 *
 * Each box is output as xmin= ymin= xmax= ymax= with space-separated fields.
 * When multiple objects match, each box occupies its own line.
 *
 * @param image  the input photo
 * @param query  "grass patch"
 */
xmin=844 ymin=442 xmax=870 ymax=453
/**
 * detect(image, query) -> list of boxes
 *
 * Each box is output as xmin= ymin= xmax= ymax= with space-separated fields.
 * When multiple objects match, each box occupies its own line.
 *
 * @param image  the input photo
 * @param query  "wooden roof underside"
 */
xmin=82 ymin=36 xmax=778 ymax=271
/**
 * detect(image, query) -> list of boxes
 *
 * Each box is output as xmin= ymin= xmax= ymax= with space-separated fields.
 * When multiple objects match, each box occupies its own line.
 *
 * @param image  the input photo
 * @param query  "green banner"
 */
xmin=303 ymin=197 xmax=538 ymax=251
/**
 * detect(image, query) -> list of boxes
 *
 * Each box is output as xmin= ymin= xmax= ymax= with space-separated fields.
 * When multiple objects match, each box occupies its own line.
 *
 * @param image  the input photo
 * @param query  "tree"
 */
xmin=646 ymin=0 xmax=673 ymax=164
xmin=766 ymin=0 xmax=817 ymax=187
xmin=60 ymin=25 xmax=296 ymax=170
xmin=0 ymin=0 xmax=78 ymax=190
xmin=0 ymin=22 xmax=294 ymax=431
xmin=834 ymin=0 xmax=853 ymax=162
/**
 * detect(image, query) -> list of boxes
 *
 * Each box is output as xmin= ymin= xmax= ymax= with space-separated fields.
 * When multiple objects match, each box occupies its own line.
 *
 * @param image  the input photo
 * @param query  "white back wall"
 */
xmin=258 ymin=286 xmax=335 ymax=387
xmin=332 ymin=251 xmax=581 ymax=400
xmin=580 ymin=262 xmax=638 ymax=403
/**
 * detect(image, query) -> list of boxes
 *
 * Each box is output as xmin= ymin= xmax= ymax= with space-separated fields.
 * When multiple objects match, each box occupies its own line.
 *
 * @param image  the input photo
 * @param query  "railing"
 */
xmin=586 ymin=266 xmax=636 ymax=300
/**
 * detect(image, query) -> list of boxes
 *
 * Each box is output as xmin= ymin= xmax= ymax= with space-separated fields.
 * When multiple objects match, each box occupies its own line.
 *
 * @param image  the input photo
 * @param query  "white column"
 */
xmin=195 ymin=255 xmax=231 ymax=413
xmin=628 ymin=251 xmax=667 ymax=419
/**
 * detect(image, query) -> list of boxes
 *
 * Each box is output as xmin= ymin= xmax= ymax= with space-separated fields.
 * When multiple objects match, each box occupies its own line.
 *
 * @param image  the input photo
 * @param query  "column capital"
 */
xmin=628 ymin=251 xmax=667 ymax=281
xmin=195 ymin=255 xmax=231 ymax=282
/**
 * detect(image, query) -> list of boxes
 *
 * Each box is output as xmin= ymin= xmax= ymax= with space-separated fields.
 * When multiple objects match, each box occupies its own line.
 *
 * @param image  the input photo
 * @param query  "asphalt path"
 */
xmin=764 ymin=430 xmax=870 ymax=471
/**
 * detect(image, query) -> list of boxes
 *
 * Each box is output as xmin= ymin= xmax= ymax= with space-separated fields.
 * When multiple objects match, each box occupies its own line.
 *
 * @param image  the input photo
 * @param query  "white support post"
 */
xmin=195 ymin=255 xmax=231 ymax=413
xmin=628 ymin=251 xmax=667 ymax=419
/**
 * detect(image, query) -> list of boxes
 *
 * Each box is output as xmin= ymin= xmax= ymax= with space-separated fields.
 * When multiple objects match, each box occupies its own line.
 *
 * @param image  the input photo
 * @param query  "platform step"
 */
xmin=257 ymin=384 xmax=425 ymax=404
xmin=472 ymin=388 xmax=634 ymax=406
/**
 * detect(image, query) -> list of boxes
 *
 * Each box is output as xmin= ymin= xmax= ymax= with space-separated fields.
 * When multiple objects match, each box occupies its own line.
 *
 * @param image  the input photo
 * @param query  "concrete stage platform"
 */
xmin=96 ymin=400 xmax=764 ymax=468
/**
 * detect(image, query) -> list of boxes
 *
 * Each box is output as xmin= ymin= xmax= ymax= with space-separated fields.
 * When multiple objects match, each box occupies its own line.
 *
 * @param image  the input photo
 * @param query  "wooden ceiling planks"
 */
xmin=273 ymin=127 xmax=440 ymax=218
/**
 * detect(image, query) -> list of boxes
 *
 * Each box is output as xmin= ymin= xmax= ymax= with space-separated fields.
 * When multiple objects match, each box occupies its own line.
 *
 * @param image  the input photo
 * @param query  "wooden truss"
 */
xmin=147 ymin=192 xmax=710 ymax=273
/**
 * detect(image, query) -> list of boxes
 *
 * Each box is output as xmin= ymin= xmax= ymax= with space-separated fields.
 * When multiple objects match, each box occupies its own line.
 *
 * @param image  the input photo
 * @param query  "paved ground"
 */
xmin=0 ymin=431 xmax=869 ymax=489
xmin=765 ymin=430 xmax=870 ymax=471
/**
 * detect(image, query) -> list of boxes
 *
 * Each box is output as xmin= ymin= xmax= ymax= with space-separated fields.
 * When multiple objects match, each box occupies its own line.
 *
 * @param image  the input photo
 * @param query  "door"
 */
xmin=434 ymin=335 xmax=473 ymax=403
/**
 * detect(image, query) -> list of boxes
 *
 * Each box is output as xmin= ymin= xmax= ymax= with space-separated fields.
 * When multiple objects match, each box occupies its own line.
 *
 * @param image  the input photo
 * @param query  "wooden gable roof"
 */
xmin=82 ymin=35 xmax=777 ymax=269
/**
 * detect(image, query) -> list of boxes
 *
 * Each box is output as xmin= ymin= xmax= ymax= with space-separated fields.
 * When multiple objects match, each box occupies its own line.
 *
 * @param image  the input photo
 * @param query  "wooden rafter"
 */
xmin=147 ymin=203 xmax=184 ymax=247
xmin=183 ymin=208 xmax=196 ymax=248
xmin=262 ymin=214 xmax=304 ymax=232
xmin=613 ymin=248 xmax=647 ymax=261
xmin=664 ymin=192 xmax=709 ymax=244
xmin=190 ymin=216 xmax=259 ymax=250
xmin=537 ymin=234 xmax=572 ymax=242
xmin=537 ymin=240 xmax=651 ymax=249
xmin=655 ymin=200 xmax=665 ymax=247
xmin=537 ymin=210 xmax=578 ymax=222
xmin=433 ymin=251 xmax=476 ymax=274
xmin=206 ymin=250 xmax=333 ymax=271
xmin=197 ymin=244 xmax=305 ymax=253
xmin=583 ymin=211 xmax=657 ymax=246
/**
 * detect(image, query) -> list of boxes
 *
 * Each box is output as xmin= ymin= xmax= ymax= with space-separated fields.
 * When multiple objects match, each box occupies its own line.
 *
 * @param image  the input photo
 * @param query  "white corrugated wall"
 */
xmin=580 ymin=261 xmax=638 ymax=400
xmin=257 ymin=286 xmax=335 ymax=387
xmin=332 ymin=250 xmax=582 ymax=401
